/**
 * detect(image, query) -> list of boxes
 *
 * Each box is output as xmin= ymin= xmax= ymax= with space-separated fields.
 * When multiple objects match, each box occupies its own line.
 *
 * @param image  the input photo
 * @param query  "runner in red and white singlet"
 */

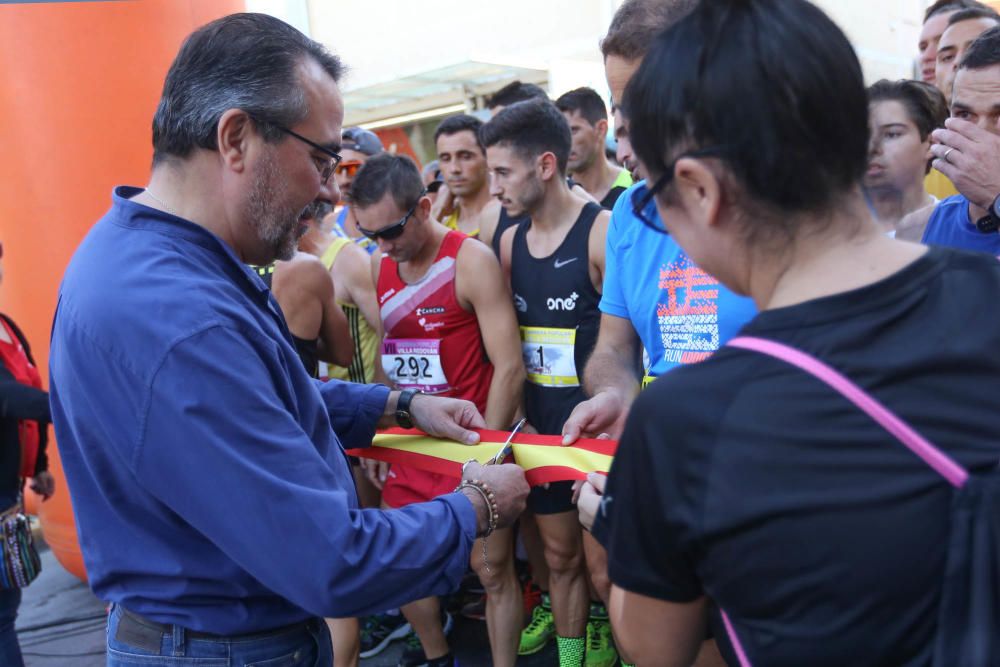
xmin=376 ymin=229 xmax=493 ymax=504
xmin=354 ymin=153 xmax=525 ymax=667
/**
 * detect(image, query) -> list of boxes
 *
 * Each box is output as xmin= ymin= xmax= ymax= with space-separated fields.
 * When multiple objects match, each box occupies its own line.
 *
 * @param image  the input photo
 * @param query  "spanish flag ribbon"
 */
xmin=346 ymin=429 xmax=616 ymax=487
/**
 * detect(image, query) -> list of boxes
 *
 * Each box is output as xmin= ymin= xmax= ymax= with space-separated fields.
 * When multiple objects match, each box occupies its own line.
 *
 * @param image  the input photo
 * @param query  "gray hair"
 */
xmin=151 ymin=13 xmax=343 ymax=165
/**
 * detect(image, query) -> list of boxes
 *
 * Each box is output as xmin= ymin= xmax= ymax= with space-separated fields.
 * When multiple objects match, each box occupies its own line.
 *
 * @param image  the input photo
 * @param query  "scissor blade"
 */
xmin=488 ymin=418 xmax=527 ymax=464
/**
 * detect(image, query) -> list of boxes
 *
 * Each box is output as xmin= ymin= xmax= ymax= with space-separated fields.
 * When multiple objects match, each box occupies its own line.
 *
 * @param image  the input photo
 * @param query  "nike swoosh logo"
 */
xmin=554 ymin=257 xmax=578 ymax=269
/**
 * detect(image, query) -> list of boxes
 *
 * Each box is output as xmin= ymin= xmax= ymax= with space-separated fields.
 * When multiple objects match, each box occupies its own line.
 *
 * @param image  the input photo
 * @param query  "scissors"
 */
xmin=486 ymin=417 xmax=527 ymax=465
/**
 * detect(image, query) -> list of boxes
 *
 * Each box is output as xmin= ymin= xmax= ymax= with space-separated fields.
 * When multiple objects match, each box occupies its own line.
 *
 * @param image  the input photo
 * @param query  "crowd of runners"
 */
xmin=19 ymin=0 xmax=1000 ymax=666
xmin=241 ymin=2 xmax=1000 ymax=666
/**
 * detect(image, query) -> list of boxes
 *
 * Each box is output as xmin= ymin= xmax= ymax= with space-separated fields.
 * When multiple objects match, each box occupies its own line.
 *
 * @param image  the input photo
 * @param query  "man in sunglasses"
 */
xmin=329 ymin=126 xmax=384 ymax=255
xmin=355 ymin=153 xmax=527 ymax=667
xmin=49 ymin=14 xmax=529 ymax=666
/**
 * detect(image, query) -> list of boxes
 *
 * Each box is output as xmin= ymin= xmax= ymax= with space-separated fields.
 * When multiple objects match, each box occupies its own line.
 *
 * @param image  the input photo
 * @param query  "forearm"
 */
xmin=583 ymin=344 xmax=640 ymax=404
xmin=483 ymin=362 xmax=524 ymax=429
xmin=0 ymin=381 xmax=50 ymax=422
xmin=376 ymin=389 xmax=402 ymax=430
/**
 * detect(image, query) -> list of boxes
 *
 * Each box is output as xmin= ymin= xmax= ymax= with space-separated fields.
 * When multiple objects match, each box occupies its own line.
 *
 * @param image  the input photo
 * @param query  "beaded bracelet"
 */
xmin=455 ymin=478 xmax=501 ymax=573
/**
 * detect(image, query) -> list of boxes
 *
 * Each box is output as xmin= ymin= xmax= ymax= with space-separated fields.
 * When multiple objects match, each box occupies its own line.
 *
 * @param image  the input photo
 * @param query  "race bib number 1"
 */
xmin=521 ymin=326 xmax=579 ymax=387
xmin=382 ymin=338 xmax=450 ymax=393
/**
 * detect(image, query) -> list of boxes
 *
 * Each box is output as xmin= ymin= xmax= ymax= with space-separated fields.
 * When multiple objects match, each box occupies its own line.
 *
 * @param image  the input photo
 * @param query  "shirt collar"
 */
xmin=112 ymin=186 xmax=271 ymax=297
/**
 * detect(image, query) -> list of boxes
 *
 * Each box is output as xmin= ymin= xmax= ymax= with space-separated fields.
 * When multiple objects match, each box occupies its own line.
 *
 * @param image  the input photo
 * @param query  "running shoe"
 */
xmin=397 ymin=612 xmax=455 ymax=667
xmin=518 ymin=602 xmax=555 ymax=655
xmin=585 ymin=618 xmax=618 ymax=667
xmin=359 ymin=612 xmax=411 ymax=659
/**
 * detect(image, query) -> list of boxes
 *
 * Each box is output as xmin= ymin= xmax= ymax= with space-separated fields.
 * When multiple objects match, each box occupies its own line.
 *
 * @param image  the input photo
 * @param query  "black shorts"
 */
xmin=527 ymin=480 xmax=576 ymax=515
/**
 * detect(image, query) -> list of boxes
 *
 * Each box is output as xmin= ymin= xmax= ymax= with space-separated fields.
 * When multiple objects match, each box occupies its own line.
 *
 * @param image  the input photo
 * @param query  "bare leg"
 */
xmin=536 ymin=511 xmax=588 ymax=638
xmin=583 ymin=531 xmax=635 ymax=664
xmin=470 ymin=526 xmax=521 ymax=667
xmin=400 ymin=597 xmax=448 ymax=660
xmin=325 ymin=618 xmax=359 ymax=667
xmin=519 ymin=511 xmax=551 ymax=596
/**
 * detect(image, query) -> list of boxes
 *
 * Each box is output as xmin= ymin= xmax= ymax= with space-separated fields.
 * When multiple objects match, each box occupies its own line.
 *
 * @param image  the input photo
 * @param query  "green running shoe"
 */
xmin=585 ymin=618 xmax=619 ymax=667
xmin=518 ymin=603 xmax=555 ymax=655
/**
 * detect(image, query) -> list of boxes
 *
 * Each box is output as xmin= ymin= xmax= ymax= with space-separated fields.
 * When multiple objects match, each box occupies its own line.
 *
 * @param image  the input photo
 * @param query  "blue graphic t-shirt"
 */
xmin=921 ymin=194 xmax=1000 ymax=255
xmin=600 ymin=182 xmax=758 ymax=379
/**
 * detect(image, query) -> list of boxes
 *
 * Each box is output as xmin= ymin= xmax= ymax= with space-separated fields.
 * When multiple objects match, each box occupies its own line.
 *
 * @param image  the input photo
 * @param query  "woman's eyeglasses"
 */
xmin=631 ymin=146 xmax=727 ymax=233
xmin=357 ymin=191 xmax=427 ymax=241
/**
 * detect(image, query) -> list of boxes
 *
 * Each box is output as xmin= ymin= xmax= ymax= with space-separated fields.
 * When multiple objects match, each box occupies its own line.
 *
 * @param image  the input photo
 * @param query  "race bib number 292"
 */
xmin=382 ymin=338 xmax=450 ymax=393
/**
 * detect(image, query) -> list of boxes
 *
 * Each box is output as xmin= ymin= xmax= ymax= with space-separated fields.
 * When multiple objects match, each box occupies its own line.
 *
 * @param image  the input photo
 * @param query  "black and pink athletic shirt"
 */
xmin=594 ymin=246 xmax=1000 ymax=666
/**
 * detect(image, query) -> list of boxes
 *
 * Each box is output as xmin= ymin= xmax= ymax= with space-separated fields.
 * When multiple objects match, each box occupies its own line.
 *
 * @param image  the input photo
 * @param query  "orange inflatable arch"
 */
xmin=0 ymin=0 xmax=245 ymax=581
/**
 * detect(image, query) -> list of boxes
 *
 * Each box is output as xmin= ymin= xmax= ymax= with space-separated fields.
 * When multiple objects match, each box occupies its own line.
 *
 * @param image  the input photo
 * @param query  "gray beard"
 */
xmin=246 ymin=152 xmax=306 ymax=262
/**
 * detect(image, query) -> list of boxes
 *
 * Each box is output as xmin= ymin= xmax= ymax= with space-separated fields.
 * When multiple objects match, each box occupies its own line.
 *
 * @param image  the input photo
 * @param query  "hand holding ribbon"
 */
xmin=347 ymin=428 xmax=617 ymax=487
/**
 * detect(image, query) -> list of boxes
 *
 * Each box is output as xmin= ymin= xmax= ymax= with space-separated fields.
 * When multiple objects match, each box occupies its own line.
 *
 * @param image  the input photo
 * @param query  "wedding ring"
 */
xmin=944 ymin=147 xmax=955 ymax=162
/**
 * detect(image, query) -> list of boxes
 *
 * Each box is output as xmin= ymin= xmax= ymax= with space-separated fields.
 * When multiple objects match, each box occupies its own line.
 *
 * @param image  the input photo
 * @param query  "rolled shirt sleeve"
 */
xmin=137 ymin=325 xmax=475 ymax=619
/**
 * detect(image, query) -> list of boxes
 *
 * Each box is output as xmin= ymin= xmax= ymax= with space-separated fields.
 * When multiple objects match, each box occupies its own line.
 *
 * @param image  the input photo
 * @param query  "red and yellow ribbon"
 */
xmin=346 ymin=429 xmax=616 ymax=487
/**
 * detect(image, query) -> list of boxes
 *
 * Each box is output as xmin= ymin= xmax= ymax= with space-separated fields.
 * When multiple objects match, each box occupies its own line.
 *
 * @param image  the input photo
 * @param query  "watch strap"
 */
xmin=395 ymin=389 xmax=419 ymax=428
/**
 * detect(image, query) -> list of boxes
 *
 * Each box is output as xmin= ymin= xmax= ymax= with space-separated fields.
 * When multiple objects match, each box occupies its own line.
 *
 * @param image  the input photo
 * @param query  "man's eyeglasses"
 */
xmin=271 ymin=124 xmax=343 ymax=185
xmin=631 ymin=146 xmax=727 ymax=233
xmin=357 ymin=190 xmax=427 ymax=241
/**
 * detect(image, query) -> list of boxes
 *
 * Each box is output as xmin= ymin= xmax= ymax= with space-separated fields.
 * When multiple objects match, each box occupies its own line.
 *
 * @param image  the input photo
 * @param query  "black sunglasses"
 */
xmin=264 ymin=122 xmax=343 ymax=185
xmin=357 ymin=190 xmax=427 ymax=241
xmin=631 ymin=146 xmax=727 ymax=233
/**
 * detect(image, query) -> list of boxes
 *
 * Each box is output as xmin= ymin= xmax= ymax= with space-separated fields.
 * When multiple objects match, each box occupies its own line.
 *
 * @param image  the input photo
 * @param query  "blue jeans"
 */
xmin=106 ymin=604 xmax=332 ymax=666
xmin=0 ymin=588 xmax=23 ymax=667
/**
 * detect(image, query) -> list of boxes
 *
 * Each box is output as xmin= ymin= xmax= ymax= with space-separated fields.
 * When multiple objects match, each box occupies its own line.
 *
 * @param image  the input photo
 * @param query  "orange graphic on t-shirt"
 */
xmin=658 ymin=264 xmax=719 ymax=316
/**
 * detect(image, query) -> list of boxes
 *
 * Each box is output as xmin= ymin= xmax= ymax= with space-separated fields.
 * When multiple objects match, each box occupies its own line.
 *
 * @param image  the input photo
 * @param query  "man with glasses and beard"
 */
xmin=48 ymin=14 xmax=529 ymax=666
xmin=356 ymin=153 xmax=526 ymax=667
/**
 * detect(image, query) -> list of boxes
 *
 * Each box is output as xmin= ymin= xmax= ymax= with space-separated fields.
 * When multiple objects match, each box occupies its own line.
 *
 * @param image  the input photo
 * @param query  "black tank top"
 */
xmin=491 ymin=208 xmax=528 ymax=257
xmin=510 ymin=202 xmax=602 ymax=436
xmin=600 ymin=185 xmax=627 ymax=209
xmin=254 ymin=264 xmax=319 ymax=378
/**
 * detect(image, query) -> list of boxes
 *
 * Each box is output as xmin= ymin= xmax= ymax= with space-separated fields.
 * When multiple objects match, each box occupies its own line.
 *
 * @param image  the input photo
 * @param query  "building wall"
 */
xmin=250 ymin=0 xmax=944 ymax=123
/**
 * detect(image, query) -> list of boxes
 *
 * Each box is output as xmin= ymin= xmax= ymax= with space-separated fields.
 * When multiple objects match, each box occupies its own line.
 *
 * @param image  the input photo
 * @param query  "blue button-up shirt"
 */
xmin=49 ymin=187 xmax=476 ymax=634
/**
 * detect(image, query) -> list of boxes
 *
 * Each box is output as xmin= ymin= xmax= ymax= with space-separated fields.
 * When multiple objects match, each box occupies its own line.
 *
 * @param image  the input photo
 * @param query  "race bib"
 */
xmin=521 ymin=326 xmax=579 ymax=387
xmin=382 ymin=338 xmax=450 ymax=393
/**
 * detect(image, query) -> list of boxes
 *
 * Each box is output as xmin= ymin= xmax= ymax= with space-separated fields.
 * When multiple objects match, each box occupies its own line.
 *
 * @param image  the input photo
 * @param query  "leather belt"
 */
xmin=115 ymin=607 xmax=312 ymax=653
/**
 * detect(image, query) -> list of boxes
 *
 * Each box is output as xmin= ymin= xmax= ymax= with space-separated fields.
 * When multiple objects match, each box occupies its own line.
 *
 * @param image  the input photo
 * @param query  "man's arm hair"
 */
xmin=457 ymin=239 xmax=525 ymax=429
xmin=583 ymin=314 xmax=642 ymax=400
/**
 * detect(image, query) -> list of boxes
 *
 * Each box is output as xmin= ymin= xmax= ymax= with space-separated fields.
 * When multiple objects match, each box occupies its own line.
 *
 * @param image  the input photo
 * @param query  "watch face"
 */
xmin=977 ymin=214 xmax=1000 ymax=234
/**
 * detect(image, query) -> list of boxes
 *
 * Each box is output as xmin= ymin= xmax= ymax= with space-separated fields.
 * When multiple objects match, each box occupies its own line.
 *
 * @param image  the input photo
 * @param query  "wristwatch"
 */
xmin=975 ymin=193 xmax=1000 ymax=233
xmin=395 ymin=389 xmax=420 ymax=429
